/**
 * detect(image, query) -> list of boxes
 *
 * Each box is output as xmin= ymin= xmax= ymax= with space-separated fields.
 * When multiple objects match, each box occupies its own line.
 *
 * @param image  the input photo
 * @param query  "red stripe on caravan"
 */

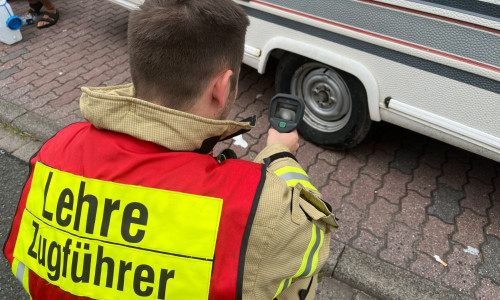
xmin=250 ymin=0 xmax=500 ymax=73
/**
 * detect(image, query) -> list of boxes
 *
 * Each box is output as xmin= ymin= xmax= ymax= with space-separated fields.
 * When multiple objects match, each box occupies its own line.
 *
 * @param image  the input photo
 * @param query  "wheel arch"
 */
xmin=257 ymin=36 xmax=381 ymax=121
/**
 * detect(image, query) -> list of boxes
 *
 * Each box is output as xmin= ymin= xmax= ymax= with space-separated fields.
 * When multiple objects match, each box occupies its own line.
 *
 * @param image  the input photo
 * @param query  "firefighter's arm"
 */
xmin=254 ymin=129 xmax=319 ymax=195
xmin=249 ymin=133 xmax=338 ymax=299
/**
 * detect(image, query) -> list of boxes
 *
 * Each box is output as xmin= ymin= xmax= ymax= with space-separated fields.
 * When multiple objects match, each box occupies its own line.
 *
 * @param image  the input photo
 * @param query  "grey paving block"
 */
xmin=428 ymin=184 xmax=464 ymax=224
xmin=12 ymin=111 xmax=61 ymax=142
xmin=478 ymin=235 xmax=500 ymax=285
xmin=0 ymin=98 xmax=27 ymax=123
xmin=12 ymin=140 xmax=43 ymax=162
xmin=0 ymin=66 xmax=20 ymax=80
xmin=0 ymin=48 xmax=28 ymax=63
xmin=0 ymin=134 xmax=28 ymax=153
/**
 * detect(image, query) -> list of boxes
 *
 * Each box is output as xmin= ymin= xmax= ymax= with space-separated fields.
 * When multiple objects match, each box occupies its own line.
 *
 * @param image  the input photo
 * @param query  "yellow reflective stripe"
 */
xmin=273 ymin=224 xmax=324 ymax=297
xmin=275 ymin=166 xmax=308 ymax=177
xmin=13 ymin=162 xmax=222 ymax=300
xmin=11 ymin=258 xmax=19 ymax=277
xmin=299 ymin=225 xmax=324 ymax=278
xmin=273 ymin=277 xmax=292 ymax=298
xmin=294 ymin=224 xmax=318 ymax=278
xmin=283 ymin=179 xmax=317 ymax=191
xmin=274 ymin=167 xmax=317 ymax=191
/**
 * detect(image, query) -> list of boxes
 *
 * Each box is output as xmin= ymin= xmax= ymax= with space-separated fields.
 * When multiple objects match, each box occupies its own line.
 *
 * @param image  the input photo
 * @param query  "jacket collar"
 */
xmin=79 ymin=84 xmax=255 ymax=154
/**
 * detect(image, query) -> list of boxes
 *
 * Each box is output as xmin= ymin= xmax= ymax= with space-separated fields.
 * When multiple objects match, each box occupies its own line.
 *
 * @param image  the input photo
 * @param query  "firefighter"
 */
xmin=4 ymin=0 xmax=338 ymax=299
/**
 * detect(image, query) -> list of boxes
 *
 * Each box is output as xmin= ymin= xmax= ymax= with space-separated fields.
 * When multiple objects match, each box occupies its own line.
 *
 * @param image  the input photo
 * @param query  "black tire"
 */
xmin=276 ymin=53 xmax=371 ymax=150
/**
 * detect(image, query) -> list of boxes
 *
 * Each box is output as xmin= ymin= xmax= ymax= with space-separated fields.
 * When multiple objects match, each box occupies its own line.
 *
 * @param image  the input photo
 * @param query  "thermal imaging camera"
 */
xmin=268 ymin=94 xmax=305 ymax=133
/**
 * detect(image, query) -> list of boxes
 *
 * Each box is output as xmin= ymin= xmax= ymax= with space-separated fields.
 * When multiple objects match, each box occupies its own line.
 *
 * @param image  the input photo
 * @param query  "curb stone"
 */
xmin=331 ymin=245 xmax=472 ymax=300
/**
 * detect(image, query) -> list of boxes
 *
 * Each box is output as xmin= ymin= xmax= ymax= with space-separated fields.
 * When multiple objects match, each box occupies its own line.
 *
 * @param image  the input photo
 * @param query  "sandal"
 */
xmin=28 ymin=1 xmax=43 ymax=15
xmin=36 ymin=10 xmax=59 ymax=29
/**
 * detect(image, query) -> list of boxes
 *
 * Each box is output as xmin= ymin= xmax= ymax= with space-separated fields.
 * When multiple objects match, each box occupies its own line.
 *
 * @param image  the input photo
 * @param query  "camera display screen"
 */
xmin=274 ymin=102 xmax=298 ymax=121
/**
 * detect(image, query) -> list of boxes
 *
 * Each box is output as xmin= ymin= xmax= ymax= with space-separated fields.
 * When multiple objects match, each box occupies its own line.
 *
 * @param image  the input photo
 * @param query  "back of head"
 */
xmin=128 ymin=0 xmax=249 ymax=110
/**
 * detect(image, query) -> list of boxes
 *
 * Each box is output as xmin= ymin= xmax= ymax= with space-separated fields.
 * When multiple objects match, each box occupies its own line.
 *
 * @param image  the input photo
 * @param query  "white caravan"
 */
xmin=108 ymin=0 xmax=500 ymax=162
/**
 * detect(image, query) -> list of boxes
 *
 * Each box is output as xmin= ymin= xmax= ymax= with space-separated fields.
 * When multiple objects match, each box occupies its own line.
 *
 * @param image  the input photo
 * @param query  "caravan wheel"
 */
xmin=276 ymin=54 xmax=371 ymax=150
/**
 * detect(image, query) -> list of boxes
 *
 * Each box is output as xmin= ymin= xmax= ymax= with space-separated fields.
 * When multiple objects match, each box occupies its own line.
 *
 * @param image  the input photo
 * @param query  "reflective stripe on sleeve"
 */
xmin=12 ymin=258 xmax=31 ymax=296
xmin=272 ymin=224 xmax=324 ymax=298
xmin=274 ymin=166 xmax=317 ymax=191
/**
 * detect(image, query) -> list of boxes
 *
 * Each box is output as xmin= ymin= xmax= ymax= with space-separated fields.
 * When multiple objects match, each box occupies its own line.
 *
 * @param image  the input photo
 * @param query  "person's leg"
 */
xmin=35 ymin=0 xmax=58 ymax=29
xmin=27 ymin=0 xmax=43 ymax=15
xmin=38 ymin=0 xmax=55 ymax=11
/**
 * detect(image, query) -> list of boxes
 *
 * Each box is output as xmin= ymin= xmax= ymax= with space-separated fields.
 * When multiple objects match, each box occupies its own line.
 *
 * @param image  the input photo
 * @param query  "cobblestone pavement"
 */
xmin=1 ymin=0 xmax=499 ymax=299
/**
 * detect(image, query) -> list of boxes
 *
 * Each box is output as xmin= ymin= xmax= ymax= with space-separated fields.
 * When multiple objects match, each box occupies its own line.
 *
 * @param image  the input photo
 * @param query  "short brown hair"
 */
xmin=128 ymin=0 xmax=249 ymax=110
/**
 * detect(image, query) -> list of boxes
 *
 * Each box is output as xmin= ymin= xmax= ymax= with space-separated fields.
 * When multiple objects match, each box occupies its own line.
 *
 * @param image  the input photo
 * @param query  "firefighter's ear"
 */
xmin=211 ymin=69 xmax=233 ymax=108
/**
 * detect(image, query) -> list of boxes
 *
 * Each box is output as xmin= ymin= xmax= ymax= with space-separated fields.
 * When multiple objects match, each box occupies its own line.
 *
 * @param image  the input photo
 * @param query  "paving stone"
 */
xmin=24 ymin=92 xmax=58 ymax=110
xmin=407 ymin=163 xmax=440 ymax=197
xmin=332 ymin=204 xmax=364 ymax=244
xmin=0 ymin=134 xmax=29 ymax=153
xmin=442 ymin=244 xmax=481 ymax=294
xmin=49 ymin=89 xmax=81 ymax=109
xmin=468 ymin=156 xmax=497 ymax=184
xmin=0 ymin=126 xmax=8 ymax=139
xmin=0 ymin=66 xmax=20 ymax=80
xmin=33 ymin=105 xmax=56 ymax=116
xmin=354 ymin=292 xmax=378 ymax=300
xmin=347 ymin=137 xmax=375 ymax=161
xmin=345 ymin=174 xmax=379 ymax=210
xmin=351 ymin=230 xmax=384 ymax=257
xmin=439 ymin=158 xmax=470 ymax=191
xmin=417 ymin=216 xmax=454 ymax=257
xmin=410 ymin=253 xmax=446 ymax=282
xmin=53 ymin=77 xmax=87 ymax=96
xmin=295 ymin=142 xmax=323 ymax=167
xmin=0 ymin=98 xmax=26 ymax=123
xmin=316 ymin=276 xmax=356 ymax=300
xmin=448 ymin=147 xmax=474 ymax=164
xmin=240 ymin=100 xmax=268 ymax=121
xmin=0 ymin=77 xmax=14 ymax=97
xmin=27 ymin=81 xmax=60 ymax=99
xmin=379 ymin=222 xmax=419 ymax=268
xmin=461 ymin=178 xmax=494 ymax=216
xmin=376 ymin=168 xmax=411 ymax=204
xmin=12 ymin=63 xmax=43 ymax=81
xmin=478 ymin=235 xmax=500 ymax=285
xmin=428 ymin=184 xmax=464 ymax=224
xmin=492 ymin=172 xmax=500 ymax=200
xmin=0 ymin=48 xmax=28 ymax=63
xmin=360 ymin=150 xmax=392 ymax=179
xmin=452 ymin=209 xmax=488 ymax=248
xmin=395 ymin=191 xmax=431 ymax=230
xmin=320 ymin=180 xmax=350 ymax=212
xmin=317 ymin=149 xmax=345 ymax=167
xmin=475 ymin=278 xmax=500 ymax=300
xmin=361 ymin=197 xmax=398 ymax=238
xmin=390 ymin=143 xmax=421 ymax=175
xmin=332 ymin=155 xmax=365 ymax=187
xmin=485 ymin=201 xmax=500 ymax=237
xmin=12 ymin=141 xmax=43 ymax=162
xmin=308 ymin=159 xmax=337 ymax=188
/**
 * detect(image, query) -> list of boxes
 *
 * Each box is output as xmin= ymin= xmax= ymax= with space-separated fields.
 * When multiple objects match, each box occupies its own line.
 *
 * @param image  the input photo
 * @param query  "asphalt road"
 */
xmin=0 ymin=150 xmax=30 ymax=299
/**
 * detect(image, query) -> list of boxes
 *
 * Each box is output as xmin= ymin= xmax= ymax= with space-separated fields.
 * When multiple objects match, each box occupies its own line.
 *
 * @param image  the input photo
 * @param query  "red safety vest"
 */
xmin=4 ymin=122 xmax=265 ymax=300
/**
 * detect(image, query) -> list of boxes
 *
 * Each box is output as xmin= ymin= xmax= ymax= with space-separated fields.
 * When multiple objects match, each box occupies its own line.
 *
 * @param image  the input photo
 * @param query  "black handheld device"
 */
xmin=268 ymin=93 xmax=305 ymax=133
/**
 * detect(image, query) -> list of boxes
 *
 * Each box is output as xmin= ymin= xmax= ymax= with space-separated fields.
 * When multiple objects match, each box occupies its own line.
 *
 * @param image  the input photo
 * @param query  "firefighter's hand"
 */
xmin=266 ymin=128 xmax=299 ymax=155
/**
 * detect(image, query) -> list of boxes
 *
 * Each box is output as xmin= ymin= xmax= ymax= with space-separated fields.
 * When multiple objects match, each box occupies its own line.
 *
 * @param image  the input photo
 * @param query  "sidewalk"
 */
xmin=1 ymin=0 xmax=499 ymax=299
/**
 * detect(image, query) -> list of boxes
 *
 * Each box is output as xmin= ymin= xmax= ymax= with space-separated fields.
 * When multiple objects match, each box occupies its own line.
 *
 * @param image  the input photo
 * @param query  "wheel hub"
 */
xmin=312 ymin=84 xmax=335 ymax=109
xmin=291 ymin=63 xmax=352 ymax=132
